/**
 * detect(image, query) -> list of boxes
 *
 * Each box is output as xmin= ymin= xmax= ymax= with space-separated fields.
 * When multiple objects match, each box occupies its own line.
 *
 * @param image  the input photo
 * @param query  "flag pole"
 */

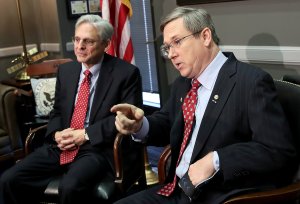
xmin=15 ymin=0 xmax=30 ymax=80
xmin=144 ymin=147 xmax=159 ymax=185
xmin=16 ymin=0 xmax=29 ymax=64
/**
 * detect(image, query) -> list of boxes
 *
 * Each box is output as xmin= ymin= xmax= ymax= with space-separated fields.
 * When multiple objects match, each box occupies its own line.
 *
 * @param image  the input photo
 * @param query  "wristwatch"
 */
xmin=84 ymin=131 xmax=89 ymax=140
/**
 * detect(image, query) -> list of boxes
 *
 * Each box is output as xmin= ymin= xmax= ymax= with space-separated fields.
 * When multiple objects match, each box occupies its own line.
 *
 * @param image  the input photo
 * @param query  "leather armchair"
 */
xmin=0 ymin=83 xmax=23 ymax=162
xmin=158 ymin=80 xmax=300 ymax=203
xmin=283 ymin=74 xmax=300 ymax=85
xmin=25 ymin=125 xmax=147 ymax=203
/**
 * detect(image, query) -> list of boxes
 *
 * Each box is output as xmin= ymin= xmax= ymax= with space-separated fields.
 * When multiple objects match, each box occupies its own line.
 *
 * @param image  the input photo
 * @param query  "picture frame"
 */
xmin=176 ymin=0 xmax=244 ymax=6
xmin=67 ymin=0 xmax=101 ymax=19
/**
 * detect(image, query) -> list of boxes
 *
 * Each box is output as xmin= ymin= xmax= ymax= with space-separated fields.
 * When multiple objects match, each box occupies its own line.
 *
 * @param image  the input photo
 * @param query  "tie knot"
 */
xmin=84 ymin=70 xmax=91 ymax=77
xmin=192 ymin=79 xmax=200 ymax=90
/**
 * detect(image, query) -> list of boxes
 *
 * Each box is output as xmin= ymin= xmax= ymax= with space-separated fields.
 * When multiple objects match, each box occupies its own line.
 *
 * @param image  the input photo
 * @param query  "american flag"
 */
xmin=100 ymin=0 xmax=135 ymax=64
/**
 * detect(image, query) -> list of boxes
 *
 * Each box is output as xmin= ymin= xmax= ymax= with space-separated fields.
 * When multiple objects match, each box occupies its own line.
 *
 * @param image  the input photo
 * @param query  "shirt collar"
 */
xmin=81 ymin=55 xmax=103 ymax=78
xmin=196 ymin=51 xmax=228 ymax=90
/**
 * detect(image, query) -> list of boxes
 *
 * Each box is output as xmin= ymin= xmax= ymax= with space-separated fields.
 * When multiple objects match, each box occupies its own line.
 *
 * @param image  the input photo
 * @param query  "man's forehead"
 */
xmin=163 ymin=18 xmax=186 ymax=42
xmin=75 ymin=24 xmax=98 ymax=38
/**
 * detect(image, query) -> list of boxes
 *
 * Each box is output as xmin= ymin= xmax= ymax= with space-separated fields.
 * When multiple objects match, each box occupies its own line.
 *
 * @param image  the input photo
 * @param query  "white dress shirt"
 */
xmin=176 ymin=51 xmax=227 ymax=178
xmin=75 ymin=56 xmax=103 ymax=128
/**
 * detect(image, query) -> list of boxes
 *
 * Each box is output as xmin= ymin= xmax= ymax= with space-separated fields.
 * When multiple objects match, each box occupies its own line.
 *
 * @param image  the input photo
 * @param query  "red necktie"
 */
xmin=157 ymin=79 xmax=200 ymax=196
xmin=60 ymin=70 xmax=91 ymax=165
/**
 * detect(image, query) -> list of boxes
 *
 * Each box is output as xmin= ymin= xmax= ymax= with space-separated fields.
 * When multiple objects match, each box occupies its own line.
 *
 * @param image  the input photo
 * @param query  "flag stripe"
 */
xmin=123 ymin=38 xmax=134 ymax=62
xmin=101 ymin=0 xmax=135 ymax=64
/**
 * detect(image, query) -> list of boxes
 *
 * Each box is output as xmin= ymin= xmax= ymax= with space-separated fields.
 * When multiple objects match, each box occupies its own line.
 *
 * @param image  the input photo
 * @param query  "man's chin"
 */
xmin=76 ymin=57 xmax=87 ymax=63
xmin=179 ymin=71 xmax=189 ymax=78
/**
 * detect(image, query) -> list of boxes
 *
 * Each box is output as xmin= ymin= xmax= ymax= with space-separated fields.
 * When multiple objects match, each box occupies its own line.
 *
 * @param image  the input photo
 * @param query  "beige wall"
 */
xmin=1 ymin=0 xmax=299 ymax=90
xmin=152 ymin=0 xmax=300 ymax=84
xmin=0 ymin=0 xmax=60 ymax=80
xmin=0 ymin=0 xmax=60 ymax=47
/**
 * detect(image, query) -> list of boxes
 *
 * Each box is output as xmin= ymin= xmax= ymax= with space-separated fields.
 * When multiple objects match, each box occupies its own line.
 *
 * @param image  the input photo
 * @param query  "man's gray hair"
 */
xmin=160 ymin=7 xmax=220 ymax=45
xmin=75 ymin=14 xmax=114 ymax=43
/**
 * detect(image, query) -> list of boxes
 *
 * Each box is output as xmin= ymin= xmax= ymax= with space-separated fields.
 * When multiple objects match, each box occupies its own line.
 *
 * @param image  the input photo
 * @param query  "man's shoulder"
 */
xmin=58 ymin=60 xmax=78 ymax=69
xmin=223 ymin=52 xmax=269 ymax=78
xmin=104 ymin=54 xmax=138 ymax=69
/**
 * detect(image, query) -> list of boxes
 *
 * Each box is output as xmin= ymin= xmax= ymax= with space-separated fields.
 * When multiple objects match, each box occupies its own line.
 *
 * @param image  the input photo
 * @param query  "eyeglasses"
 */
xmin=72 ymin=36 xmax=98 ymax=47
xmin=160 ymin=31 xmax=201 ymax=59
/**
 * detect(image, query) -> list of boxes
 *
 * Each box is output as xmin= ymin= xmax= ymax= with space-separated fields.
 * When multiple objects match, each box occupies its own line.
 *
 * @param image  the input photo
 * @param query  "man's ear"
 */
xmin=104 ymin=40 xmax=112 ymax=52
xmin=202 ymin=27 xmax=212 ymax=47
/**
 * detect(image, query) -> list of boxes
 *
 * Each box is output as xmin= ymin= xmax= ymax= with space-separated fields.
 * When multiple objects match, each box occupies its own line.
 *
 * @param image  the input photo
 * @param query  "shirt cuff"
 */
xmin=131 ymin=117 xmax=149 ymax=142
xmin=194 ymin=151 xmax=220 ymax=188
xmin=213 ymin=151 xmax=220 ymax=171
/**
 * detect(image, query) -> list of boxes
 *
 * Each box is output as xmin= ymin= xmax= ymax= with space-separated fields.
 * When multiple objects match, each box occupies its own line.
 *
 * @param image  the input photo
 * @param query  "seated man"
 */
xmin=0 ymin=14 xmax=142 ymax=204
xmin=111 ymin=7 xmax=296 ymax=204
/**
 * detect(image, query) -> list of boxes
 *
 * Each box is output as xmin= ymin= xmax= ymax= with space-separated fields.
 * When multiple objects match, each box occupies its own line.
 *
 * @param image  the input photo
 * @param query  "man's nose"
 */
xmin=168 ymin=47 xmax=176 ymax=59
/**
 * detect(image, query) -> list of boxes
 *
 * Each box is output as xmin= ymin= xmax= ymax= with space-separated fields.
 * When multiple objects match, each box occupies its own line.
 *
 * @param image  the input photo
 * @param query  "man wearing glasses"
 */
xmin=0 ymin=15 xmax=142 ymax=204
xmin=111 ymin=7 xmax=296 ymax=204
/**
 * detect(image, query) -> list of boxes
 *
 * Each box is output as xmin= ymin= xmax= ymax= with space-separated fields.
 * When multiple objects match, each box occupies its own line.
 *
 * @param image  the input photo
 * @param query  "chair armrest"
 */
xmin=113 ymin=133 xmax=146 ymax=192
xmin=158 ymin=145 xmax=171 ymax=184
xmin=25 ymin=124 xmax=48 ymax=155
xmin=224 ymin=181 xmax=300 ymax=204
xmin=113 ymin=133 xmax=126 ymax=181
xmin=14 ymin=88 xmax=33 ymax=97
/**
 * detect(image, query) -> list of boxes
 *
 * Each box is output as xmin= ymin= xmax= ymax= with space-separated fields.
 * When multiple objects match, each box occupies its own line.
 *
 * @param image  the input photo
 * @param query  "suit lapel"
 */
xmin=66 ymin=62 xmax=82 ymax=124
xmin=190 ymin=53 xmax=238 ymax=162
xmin=89 ymin=54 xmax=114 ymax=122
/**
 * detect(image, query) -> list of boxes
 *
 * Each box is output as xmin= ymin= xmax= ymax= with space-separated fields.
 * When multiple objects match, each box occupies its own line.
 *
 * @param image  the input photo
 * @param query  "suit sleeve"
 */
xmin=86 ymin=64 xmax=143 ymax=146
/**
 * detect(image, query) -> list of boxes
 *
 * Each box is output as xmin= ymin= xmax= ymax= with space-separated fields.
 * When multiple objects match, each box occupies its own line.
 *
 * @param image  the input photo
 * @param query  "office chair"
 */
xmin=25 ymin=125 xmax=146 ymax=203
xmin=0 ymin=84 xmax=23 ymax=163
xmin=283 ymin=74 xmax=300 ymax=85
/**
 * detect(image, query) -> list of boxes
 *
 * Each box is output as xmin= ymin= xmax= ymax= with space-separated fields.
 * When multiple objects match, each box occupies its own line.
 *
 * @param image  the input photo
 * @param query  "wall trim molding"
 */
xmin=1 ymin=44 xmax=299 ymax=66
xmin=220 ymin=45 xmax=300 ymax=66
xmin=0 ymin=43 xmax=60 ymax=57
xmin=0 ymin=44 xmax=37 ymax=57
xmin=40 ymin=43 xmax=60 ymax=52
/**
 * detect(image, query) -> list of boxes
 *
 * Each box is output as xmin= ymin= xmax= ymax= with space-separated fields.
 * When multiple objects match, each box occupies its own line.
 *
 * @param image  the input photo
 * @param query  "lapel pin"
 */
xmin=212 ymin=94 xmax=219 ymax=103
xmin=180 ymin=97 xmax=183 ymax=102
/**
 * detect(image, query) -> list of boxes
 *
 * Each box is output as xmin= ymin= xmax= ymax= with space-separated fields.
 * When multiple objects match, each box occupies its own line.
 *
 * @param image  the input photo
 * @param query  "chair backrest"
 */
xmin=0 ymin=84 xmax=23 ymax=162
xmin=282 ymin=75 xmax=300 ymax=85
xmin=26 ymin=59 xmax=72 ymax=117
xmin=26 ymin=58 xmax=72 ymax=78
xmin=274 ymin=80 xmax=300 ymax=179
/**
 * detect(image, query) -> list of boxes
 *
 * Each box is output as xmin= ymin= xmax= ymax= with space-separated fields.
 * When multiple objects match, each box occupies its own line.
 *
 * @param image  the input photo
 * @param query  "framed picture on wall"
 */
xmin=67 ymin=0 xmax=101 ymax=19
xmin=177 ymin=0 xmax=244 ymax=6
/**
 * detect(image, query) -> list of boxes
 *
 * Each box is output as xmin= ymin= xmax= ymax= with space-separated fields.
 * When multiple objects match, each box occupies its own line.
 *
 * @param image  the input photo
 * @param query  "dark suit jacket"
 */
xmin=45 ymin=53 xmax=143 ymax=169
xmin=146 ymin=52 xmax=296 ymax=202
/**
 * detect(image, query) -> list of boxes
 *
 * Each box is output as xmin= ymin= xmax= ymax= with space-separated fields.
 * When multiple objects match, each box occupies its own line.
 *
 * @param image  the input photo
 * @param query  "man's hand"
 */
xmin=188 ymin=152 xmax=215 ymax=186
xmin=111 ymin=103 xmax=144 ymax=135
xmin=54 ymin=128 xmax=86 ymax=151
